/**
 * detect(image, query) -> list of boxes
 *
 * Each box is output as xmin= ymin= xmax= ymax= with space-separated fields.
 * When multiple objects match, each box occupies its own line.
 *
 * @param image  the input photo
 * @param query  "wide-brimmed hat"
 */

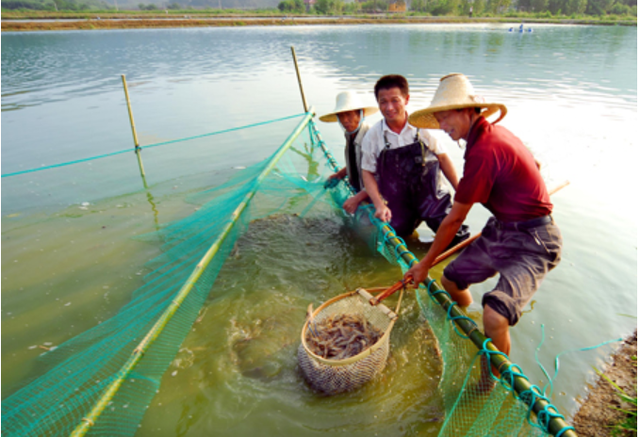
xmin=319 ymin=91 xmax=378 ymax=123
xmin=409 ymin=73 xmax=507 ymax=129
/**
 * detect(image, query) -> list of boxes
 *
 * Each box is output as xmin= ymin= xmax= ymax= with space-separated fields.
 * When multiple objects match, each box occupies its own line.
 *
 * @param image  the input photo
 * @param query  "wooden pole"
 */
xmin=290 ymin=46 xmax=309 ymax=113
xmin=121 ymin=74 xmax=148 ymax=188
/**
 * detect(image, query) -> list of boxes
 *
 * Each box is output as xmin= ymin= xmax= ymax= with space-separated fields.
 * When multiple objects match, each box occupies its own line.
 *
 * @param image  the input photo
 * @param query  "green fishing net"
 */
xmin=2 ymin=115 xmax=554 ymax=437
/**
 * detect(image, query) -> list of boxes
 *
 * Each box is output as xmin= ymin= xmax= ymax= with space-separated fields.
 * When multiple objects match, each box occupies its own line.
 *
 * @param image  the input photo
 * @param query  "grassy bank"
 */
xmin=572 ymin=331 xmax=637 ymax=436
xmin=1 ymin=12 xmax=636 ymax=31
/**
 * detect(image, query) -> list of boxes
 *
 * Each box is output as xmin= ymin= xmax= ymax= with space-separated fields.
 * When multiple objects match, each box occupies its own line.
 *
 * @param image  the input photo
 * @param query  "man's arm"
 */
xmin=362 ymin=170 xmax=391 ymax=222
xmin=342 ymin=189 xmax=369 ymax=214
xmin=437 ymin=153 xmax=459 ymax=191
xmin=405 ymin=201 xmax=473 ymax=286
xmin=328 ymin=167 xmax=347 ymax=180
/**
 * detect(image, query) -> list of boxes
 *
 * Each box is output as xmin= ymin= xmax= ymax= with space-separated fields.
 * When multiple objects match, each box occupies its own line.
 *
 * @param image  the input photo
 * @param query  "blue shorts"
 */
xmin=443 ymin=216 xmax=562 ymax=325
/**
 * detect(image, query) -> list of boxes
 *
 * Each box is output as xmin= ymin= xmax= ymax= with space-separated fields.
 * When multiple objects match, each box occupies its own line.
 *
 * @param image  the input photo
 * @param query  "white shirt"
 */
xmin=360 ymin=118 xmax=444 ymax=174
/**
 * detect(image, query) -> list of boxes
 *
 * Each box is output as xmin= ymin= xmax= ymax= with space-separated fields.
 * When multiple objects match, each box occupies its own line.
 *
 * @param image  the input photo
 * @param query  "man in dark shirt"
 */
xmin=404 ymin=74 xmax=562 ymax=366
xmin=321 ymin=91 xmax=378 ymax=214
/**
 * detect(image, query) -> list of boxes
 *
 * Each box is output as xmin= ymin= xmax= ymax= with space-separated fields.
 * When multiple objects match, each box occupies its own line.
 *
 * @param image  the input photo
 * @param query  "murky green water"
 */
xmin=2 ymin=24 xmax=637 ymax=435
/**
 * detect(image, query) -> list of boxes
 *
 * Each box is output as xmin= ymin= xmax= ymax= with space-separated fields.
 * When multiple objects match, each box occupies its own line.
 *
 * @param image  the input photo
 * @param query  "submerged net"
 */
xmin=2 ymin=113 xmax=570 ymax=437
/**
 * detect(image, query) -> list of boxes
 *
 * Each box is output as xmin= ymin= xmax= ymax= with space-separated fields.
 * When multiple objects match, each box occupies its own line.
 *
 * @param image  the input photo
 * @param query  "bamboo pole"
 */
xmin=70 ymin=109 xmax=315 ymax=437
xmin=121 ymin=74 xmax=148 ymax=188
xmin=308 ymin=121 xmax=576 ymax=437
xmin=290 ymin=47 xmax=309 ymax=113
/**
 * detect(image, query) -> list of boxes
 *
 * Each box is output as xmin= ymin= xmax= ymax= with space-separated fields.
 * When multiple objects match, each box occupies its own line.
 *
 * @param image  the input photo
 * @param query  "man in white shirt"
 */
xmin=361 ymin=74 xmax=469 ymax=243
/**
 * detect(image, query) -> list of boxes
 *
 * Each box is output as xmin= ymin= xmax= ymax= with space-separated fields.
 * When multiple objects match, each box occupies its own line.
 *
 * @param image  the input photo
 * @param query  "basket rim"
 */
xmin=300 ymin=290 xmax=397 ymax=366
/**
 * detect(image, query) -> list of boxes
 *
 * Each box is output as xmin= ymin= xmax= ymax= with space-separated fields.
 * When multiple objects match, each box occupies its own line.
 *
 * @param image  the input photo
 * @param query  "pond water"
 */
xmin=1 ymin=23 xmax=637 ymax=436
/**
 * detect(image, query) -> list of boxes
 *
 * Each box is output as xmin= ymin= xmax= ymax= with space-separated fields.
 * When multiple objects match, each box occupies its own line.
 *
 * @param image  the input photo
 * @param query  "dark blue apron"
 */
xmin=377 ymin=128 xmax=469 ymax=243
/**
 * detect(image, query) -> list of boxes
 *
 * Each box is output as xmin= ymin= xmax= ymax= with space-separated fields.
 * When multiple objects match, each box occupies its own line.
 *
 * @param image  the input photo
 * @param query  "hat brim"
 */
xmin=319 ymin=106 xmax=379 ymax=123
xmin=409 ymin=103 xmax=507 ymax=129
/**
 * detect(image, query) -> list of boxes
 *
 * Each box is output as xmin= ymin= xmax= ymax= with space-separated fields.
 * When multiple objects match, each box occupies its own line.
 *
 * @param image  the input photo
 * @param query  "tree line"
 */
xmin=2 ymin=0 xmax=635 ymax=16
xmin=277 ymin=0 xmax=635 ymax=16
xmin=1 ymin=0 xmax=108 ymax=10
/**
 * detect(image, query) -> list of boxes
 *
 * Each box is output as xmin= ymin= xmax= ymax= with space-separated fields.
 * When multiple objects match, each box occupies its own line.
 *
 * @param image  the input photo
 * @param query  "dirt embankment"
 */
xmin=571 ymin=330 xmax=637 ymax=436
xmin=2 ymin=15 xmax=636 ymax=31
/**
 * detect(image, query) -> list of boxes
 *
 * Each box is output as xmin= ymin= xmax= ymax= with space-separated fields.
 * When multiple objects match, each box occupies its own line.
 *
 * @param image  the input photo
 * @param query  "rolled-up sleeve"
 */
xmin=360 ymin=128 xmax=378 ymax=174
xmin=421 ymin=129 xmax=445 ymax=155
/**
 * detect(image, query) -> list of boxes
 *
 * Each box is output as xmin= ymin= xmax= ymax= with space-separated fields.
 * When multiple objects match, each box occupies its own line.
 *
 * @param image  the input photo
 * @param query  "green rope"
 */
xmin=534 ymin=324 xmax=624 ymax=396
xmin=1 ymin=113 xmax=305 ymax=178
xmin=139 ymin=113 xmax=305 ymax=150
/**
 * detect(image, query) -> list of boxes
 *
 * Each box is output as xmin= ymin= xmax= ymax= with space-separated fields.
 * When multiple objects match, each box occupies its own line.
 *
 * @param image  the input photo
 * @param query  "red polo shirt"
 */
xmin=454 ymin=117 xmax=553 ymax=223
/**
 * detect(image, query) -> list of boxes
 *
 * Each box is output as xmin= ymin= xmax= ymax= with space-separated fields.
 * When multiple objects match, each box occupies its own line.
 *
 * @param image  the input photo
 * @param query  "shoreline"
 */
xmin=571 ymin=330 xmax=637 ymax=436
xmin=2 ymin=15 xmax=636 ymax=31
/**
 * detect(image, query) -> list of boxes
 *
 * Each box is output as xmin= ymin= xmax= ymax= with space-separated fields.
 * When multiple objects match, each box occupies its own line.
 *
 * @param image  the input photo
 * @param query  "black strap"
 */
xmin=347 ymin=134 xmax=360 ymax=191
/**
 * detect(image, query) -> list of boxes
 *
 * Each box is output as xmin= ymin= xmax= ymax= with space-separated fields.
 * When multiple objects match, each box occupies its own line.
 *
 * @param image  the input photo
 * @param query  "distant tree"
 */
xmin=431 ymin=0 xmax=461 ymax=15
xmin=1 ymin=0 xmax=49 ymax=9
xmin=499 ymin=0 xmax=511 ymax=10
xmin=167 ymin=1 xmax=181 ymax=8
xmin=471 ymin=0 xmax=485 ymax=14
xmin=411 ymin=0 xmax=429 ymax=12
xmin=515 ymin=0 xmax=532 ymax=10
xmin=314 ymin=0 xmax=328 ymax=12
xmin=314 ymin=0 xmax=344 ymax=13
xmin=585 ymin=0 xmax=612 ymax=13
xmin=530 ymin=0 xmax=547 ymax=11
xmin=564 ymin=0 xmax=586 ymax=13
xmin=361 ymin=0 xmax=387 ymax=11
xmin=487 ymin=0 xmax=510 ymax=12
xmin=343 ymin=0 xmax=360 ymax=12
xmin=546 ymin=0 xmax=561 ymax=13
xmin=277 ymin=0 xmax=304 ymax=12
xmin=609 ymin=0 xmax=630 ymax=11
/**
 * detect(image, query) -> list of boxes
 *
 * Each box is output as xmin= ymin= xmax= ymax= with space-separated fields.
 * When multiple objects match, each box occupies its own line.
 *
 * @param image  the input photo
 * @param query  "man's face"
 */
xmin=377 ymin=87 xmax=409 ymax=126
xmin=434 ymin=109 xmax=474 ymax=141
xmin=337 ymin=110 xmax=361 ymax=133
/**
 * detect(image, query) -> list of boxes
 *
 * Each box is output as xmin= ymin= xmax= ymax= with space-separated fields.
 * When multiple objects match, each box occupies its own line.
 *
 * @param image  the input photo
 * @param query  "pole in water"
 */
xmin=290 ymin=46 xmax=309 ymax=113
xmin=121 ymin=74 xmax=148 ymax=188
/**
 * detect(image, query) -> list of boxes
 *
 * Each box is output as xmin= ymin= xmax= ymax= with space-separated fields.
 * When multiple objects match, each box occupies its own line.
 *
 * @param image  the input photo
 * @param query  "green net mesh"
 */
xmin=2 ymin=115 xmax=563 ymax=437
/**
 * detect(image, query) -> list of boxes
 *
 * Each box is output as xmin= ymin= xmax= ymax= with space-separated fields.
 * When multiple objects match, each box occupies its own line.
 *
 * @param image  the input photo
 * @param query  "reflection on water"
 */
xmin=1 ymin=24 xmax=637 ymax=435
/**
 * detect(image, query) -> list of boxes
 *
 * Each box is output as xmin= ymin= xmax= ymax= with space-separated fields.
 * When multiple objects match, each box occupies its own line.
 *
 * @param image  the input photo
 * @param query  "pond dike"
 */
xmin=2 ymin=16 xmax=637 ymax=32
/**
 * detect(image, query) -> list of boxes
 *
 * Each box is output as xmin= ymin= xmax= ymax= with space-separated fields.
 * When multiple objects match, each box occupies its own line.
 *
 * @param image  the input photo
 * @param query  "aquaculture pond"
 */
xmin=2 ymin=23 xmax=637 ymax=436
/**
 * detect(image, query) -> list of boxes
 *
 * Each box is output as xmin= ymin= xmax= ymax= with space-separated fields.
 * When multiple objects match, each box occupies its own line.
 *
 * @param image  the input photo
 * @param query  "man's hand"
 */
xmin=374 ymin=204 xmax=392 ymax=222
xmin=342 ymin=190 xmax=369 ymax=215
xmin=405 ymin=261 xmax=429 ymax=289
xmin=327 ymin=167 xmax=347 ymax=181
xmin=343 ymin=196 xmax=360 ymax=214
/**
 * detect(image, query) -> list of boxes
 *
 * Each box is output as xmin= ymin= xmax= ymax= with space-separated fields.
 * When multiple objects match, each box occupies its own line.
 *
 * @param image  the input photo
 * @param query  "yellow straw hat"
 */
xmin=409 ymin=73 xmax=507 ymax=129
xmin=319 ymin=91 xmax=378 ymax=123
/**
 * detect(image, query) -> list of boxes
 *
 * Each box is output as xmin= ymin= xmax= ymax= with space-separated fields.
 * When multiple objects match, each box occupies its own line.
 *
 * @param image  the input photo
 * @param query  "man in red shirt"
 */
xmin=405 ymin=74 xmax=562 ymax=366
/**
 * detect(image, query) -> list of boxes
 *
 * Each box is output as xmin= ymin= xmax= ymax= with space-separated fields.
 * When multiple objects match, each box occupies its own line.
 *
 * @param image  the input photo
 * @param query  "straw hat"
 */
xmin=319 ymin=91 xmax=378 ymax=123
xmin=408 ymin=73 xmax=507 ymax=129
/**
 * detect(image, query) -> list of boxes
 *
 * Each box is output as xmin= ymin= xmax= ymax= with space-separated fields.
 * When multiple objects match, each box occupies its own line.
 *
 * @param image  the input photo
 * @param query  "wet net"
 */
xmin=1 ymin=113 xmax=572 ymax=437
